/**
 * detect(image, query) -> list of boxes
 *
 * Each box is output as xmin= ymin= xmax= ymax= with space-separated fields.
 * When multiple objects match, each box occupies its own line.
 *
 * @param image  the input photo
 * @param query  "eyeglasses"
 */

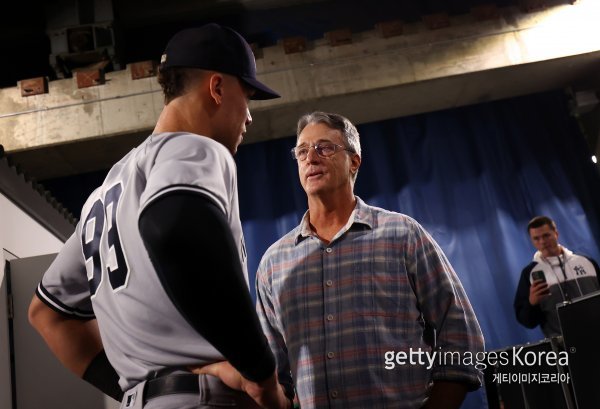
xmin=291 ymin=142 xmax=354 ymax=161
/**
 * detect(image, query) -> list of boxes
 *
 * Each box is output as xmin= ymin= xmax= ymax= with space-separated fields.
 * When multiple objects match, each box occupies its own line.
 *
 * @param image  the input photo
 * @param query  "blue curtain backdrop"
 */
xmin=235 ymin=91 xmax=600 ymax=408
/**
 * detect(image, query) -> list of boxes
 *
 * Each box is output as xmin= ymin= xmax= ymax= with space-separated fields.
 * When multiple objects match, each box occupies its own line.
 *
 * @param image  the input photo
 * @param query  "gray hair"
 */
xmin=296 ymin=111 xmax=361 ymax=157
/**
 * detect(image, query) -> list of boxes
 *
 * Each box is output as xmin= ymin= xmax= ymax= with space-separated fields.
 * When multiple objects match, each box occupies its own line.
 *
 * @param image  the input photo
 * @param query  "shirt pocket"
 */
xmin=353 ymin=256 xmax=410 ymax=319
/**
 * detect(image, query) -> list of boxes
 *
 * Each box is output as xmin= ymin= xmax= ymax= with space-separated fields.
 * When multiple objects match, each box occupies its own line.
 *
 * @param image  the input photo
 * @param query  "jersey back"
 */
xmin=37 ymin=132 xmax=248 ymax=390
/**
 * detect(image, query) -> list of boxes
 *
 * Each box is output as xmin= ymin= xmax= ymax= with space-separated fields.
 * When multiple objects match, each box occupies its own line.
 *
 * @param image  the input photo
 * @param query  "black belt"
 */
xmin=144 ymin=374 xmax=199 ymax=404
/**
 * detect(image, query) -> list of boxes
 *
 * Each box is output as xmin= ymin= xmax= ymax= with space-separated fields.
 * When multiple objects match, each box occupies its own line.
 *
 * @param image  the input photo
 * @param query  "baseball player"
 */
xmin=28 ymin=24 xmax=291 ymax=409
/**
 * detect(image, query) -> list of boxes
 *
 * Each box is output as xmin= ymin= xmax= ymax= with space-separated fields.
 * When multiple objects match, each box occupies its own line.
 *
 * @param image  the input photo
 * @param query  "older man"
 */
xmin=255 ymin=112 xmax=484 ymax=408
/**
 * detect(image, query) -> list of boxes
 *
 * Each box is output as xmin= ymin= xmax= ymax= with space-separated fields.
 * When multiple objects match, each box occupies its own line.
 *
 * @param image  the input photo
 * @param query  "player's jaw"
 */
xmin=217 ymin=78 xmax=253 ymax=155
xmin=229 ymin=107 xmax=251 ymax=154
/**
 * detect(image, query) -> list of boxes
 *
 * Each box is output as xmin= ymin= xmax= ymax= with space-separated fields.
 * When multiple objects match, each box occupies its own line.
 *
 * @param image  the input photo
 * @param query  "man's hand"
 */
xmin=189 ymin=361 xmax=290 ymax=409
xmin=529 ymin=279 xmax=550 ymax=305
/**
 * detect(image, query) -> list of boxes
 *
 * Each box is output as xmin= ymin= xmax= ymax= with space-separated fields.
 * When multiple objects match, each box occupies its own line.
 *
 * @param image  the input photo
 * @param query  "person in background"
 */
xmin=514 ymin=215 xmax=600 ymax=337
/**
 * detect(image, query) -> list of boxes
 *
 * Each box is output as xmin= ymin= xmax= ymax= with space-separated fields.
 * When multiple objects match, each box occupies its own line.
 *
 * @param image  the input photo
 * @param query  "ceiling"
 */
xmin=1 ymin=0 xmax=525 ymax=88
xmin=2 ymin=0 xmax=599 ymax=216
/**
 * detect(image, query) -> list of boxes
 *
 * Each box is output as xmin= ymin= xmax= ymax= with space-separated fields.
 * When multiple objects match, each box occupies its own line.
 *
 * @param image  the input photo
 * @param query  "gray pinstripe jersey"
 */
xmin=37 ymin=132 xmax=248 ymax=390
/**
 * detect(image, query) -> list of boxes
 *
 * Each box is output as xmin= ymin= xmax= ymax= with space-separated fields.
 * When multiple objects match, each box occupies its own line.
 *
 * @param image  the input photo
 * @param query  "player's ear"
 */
xmin=208 ymin=73 xmax=224 ymax=105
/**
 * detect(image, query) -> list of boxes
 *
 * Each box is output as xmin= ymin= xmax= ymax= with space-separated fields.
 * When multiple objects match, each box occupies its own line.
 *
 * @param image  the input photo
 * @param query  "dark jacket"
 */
xmin=514 ymin=247 xmax=600 ymax=337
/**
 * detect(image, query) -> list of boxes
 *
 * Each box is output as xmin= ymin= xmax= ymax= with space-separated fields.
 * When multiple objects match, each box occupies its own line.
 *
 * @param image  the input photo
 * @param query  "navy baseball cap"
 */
xmin=161 ymin=23 xmax=280 ymax=100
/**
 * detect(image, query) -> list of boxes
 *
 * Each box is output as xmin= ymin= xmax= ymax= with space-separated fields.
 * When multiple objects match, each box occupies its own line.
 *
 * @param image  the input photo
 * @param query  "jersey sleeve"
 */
xmin=139 ymin=192 xmax=276 ymax=382
xmin=139 ymin=134 xmax=235 ymax=216
xmin=36 ymin=232 xmax=95 ymax=319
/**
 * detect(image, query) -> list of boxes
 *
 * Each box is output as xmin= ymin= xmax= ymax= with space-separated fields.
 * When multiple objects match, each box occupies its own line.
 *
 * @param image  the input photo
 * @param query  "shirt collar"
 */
xmin=294 ymin=196 xmax=373 ymax=244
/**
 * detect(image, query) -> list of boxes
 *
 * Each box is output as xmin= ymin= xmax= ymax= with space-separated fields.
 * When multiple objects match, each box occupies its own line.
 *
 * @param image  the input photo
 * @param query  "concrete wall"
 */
xmin=3 ymin=0 xmax=600 ymax=180
xmin=2 ymin=0 xmax=600 ymax=152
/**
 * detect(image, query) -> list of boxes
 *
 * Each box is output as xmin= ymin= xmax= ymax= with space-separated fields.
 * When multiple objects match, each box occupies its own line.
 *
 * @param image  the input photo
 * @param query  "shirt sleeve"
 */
xmin=255 ymin=259 xmax=295 ymax=399
xmin=514 ymin=263 xmax=544 ymax=328
xmin=140 ymin=134 xmax=235 ymax=216
xmin=36 ymin=231 xmax=95 ymax=319
xmin=404 ymin=218 xmax=484 ymax=389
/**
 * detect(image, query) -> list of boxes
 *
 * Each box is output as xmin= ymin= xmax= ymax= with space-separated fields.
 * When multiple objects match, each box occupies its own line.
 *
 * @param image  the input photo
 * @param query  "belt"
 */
xmin=144 ymin=374 xmax=199 ymax=404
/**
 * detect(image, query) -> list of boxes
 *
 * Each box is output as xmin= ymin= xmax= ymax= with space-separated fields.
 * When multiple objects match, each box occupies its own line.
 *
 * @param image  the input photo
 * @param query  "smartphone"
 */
xmin=531 ymin=270 xmax=546 ymax=282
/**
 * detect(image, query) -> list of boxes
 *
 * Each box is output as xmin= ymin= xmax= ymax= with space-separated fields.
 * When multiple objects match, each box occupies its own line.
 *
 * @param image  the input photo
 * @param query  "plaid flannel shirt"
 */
xmin=256 ymin=197 xmax=484 ymax=408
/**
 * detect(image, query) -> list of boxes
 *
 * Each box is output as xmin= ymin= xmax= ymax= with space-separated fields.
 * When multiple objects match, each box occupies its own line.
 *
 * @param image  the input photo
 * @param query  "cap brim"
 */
xmin=242 ymin=77 xmax=281 ymax=100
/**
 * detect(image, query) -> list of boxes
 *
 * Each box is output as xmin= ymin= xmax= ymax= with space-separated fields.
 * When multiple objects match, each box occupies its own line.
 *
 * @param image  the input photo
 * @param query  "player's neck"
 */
xmin=154 ymin=97 xmax=212 ymax=137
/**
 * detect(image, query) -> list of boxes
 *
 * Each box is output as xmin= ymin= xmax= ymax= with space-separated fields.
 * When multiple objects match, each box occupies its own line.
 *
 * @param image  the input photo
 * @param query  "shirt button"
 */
xmin=331 ymin=390 xmax=338 ymax=399
xmin=325 ymin=280 xmax=333 ymax=287
xmin=326 ymin=314 xmax=334 ymax=321
xmin=327 ymin=351 xmax=335 ymax=359
xmin=325 ymin=247 xmax=333 ymax=253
